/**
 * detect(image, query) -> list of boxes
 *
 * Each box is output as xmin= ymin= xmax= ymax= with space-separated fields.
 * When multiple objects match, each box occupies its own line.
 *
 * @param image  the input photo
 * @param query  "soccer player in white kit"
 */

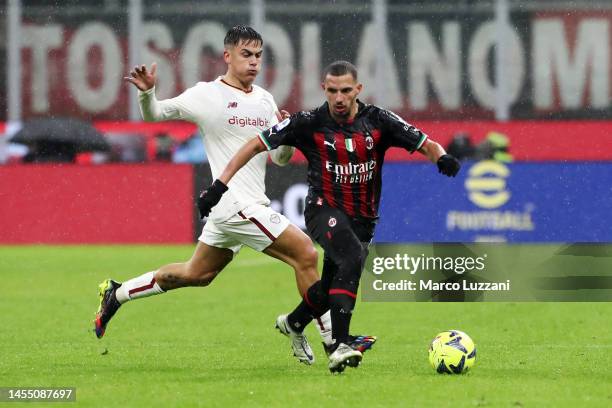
xmin=93 ymin=26 xmax=329 ymax=365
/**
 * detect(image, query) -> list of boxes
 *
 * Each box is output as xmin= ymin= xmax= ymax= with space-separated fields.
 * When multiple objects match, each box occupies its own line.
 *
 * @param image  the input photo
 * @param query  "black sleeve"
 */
xmin=378 ymin=108 xmax=428 ymax=153
xmin=258 ymin=112 xmax=311 ymax=150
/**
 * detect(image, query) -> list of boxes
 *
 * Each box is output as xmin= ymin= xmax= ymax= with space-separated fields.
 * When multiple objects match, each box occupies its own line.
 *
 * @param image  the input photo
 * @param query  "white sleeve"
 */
xmin=138 ymin=86 xmax=200 ymax=123
xmin=267 ymin=98 xmax=295 ymax=166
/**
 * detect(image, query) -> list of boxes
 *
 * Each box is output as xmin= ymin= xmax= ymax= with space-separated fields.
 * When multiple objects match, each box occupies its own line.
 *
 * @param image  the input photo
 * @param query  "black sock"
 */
xmin=287 ymin=280 xmax=327 ymax=333
xmin=287 ymin=301 xmax=313 ymax=333
xmin=329 ymin=292 xmax=356 ymax=346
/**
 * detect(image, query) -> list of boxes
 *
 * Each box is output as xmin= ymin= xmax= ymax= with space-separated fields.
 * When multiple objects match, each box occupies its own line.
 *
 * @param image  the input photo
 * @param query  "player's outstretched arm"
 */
xmin=418 ymin=138 xmax=445 ymax=163
xmin=124 ymin=63 xmax=196 ymax=123
xmin=379 ymin=108 xmax=460 ymax=177
xmin=124 ymin=63 xmax=166 ymax=122
xmin=419 ymin=139 xmax=461 ymax=177
xmin=197 ymin=138 xmax=267 ymax=219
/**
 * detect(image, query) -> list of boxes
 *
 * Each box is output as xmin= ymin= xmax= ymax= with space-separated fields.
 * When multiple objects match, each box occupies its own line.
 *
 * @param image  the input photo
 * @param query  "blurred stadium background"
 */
xmin=1 ymin=0 xmax=611 ymax=244
xmin=1 ymin=2 xmax=612 ymax=406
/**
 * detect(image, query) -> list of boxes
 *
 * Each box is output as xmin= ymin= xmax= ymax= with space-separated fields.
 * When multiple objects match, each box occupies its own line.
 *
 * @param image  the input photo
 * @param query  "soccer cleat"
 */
xmin=94 ymin=279 xmax=122 ymax=339
xmin=328 ymin=343 xmax=362 ymax=373
xmin=275 ymin=314 xmax=315 ymax=365
xmin=323 ymin=334 xmax=377 ymax=360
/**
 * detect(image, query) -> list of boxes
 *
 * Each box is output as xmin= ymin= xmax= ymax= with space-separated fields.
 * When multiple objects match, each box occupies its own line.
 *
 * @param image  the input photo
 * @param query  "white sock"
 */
xmin=115 ymin=271 xmax=165 ymax=304
xmin=314 ymin=310 xmax=333 ymax=346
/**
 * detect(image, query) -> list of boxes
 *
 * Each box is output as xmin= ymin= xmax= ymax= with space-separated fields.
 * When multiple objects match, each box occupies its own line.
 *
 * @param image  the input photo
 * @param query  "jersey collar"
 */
xmin=218 ymin=77 xmax=254 ymax=94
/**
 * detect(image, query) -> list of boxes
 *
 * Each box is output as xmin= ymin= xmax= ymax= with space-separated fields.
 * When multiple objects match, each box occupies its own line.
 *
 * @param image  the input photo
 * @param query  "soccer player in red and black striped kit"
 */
xmin=198 ymin=61 xmax=461 ymax=373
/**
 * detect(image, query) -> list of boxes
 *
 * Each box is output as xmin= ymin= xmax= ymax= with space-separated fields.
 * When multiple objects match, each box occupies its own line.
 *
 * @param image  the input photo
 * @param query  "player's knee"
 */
xmin=336 ymin=246 xmax=364 ymax=278
xmin=341 ymin=257 xmax=361 ymax=277
xmin=332 ymin=251 xmax=362 ymax=293
xmin=298 ymin=244 xmax=318 ymax=269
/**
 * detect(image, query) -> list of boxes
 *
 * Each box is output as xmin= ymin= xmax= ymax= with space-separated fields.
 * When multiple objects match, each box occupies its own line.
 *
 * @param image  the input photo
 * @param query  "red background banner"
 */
xmin=0 ymin=164 xmax=193 ymax=244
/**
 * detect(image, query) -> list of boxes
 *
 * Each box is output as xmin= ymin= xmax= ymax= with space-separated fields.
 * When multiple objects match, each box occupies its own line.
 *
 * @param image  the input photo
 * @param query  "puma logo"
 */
xmin=324 ymin=140 xmax=336 ymax=150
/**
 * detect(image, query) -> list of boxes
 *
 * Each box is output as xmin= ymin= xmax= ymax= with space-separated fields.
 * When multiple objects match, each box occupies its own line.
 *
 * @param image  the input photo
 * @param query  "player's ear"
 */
xmin=223 ymin=48 xmax=231 ymax=64
xmin=355 ymin=82 xmax=363 ymax=95
xmin=321 ymin=82 xmax=325 ymax=91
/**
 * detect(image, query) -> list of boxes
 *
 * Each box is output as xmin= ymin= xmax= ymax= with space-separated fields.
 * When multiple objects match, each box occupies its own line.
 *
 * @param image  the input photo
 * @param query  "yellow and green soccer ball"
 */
xmin=428 ymin=330 xmax=476 ymax=374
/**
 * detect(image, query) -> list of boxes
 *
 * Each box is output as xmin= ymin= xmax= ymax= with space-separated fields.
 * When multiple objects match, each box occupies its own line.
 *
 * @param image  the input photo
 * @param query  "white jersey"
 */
xmin=138 ymin=77 xmax=281 ymax=222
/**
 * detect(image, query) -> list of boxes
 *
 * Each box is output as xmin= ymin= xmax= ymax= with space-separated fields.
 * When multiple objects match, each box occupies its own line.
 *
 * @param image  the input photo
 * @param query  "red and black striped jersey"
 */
xmin=258 ymin=100 xmax=428 ymax=220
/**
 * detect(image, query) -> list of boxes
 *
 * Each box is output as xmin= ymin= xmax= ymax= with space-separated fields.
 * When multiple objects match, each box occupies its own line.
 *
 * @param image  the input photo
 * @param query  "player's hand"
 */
xmin=197 ymin=179 xmax=229 ymax=219
xmin=437 ymin=154 xmax=461 ymax=177
xmin=124 ymin=63 xmax=157 ymax=91
xmin=275 ymin=110 xmax=290 ymax=121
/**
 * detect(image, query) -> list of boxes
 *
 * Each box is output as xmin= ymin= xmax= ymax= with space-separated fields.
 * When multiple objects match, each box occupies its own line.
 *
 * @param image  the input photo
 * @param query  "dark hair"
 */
xmin=224 ymin=25 xmax=263 ymax=48
xmin=323 ymin=60 xmax=358 ymax=80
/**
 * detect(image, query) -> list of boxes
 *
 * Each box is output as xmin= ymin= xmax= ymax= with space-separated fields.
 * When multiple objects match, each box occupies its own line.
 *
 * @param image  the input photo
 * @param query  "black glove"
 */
xmin=437 ymin=154 xmax=461 ymax=177
xmin=197 ymin=179 xmax=228 ymax=219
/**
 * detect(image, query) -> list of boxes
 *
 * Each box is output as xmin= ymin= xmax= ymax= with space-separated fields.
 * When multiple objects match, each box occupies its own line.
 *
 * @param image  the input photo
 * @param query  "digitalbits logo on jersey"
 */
xmin=228 ymin=116 xmax=270 ymax=128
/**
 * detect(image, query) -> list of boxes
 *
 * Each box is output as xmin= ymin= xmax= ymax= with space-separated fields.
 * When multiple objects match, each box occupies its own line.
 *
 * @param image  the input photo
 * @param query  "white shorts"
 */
xmin=199 ymin=204 xmax=291 ymax=254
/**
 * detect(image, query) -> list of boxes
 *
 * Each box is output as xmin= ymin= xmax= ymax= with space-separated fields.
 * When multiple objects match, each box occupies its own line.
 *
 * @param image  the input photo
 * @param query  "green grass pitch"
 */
xmin=1 ymin=245 xmax=611 ymax=407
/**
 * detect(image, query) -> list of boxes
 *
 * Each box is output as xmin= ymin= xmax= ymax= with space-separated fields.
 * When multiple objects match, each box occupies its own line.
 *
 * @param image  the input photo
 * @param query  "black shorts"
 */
xmin=304 ymin=202 xmax=377 ymax=290
xmin=304 ymin=202 xmax=377 ymax=246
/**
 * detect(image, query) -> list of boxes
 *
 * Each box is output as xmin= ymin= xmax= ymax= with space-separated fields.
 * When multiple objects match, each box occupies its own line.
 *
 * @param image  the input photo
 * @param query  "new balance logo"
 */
xmin=324 ymin=140 xmax=336 ymax=150
xmin=227 ymin=101 xmax=238 ymax=108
